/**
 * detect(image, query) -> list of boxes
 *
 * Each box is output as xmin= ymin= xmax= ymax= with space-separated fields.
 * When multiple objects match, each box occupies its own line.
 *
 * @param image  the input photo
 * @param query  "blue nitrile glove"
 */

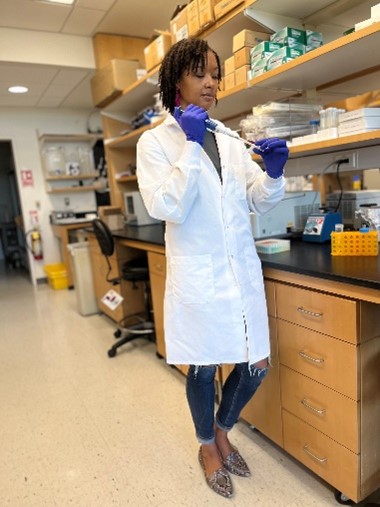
xmin=253 ymin=137 xmax=289 ymax=179
xmin=176 ymin=104 xmax=208 ymax=146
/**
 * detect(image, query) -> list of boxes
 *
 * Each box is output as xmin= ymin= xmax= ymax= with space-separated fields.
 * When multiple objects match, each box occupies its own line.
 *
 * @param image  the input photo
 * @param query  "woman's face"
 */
xmin=177 ymin=50 xmax=219 ymax=112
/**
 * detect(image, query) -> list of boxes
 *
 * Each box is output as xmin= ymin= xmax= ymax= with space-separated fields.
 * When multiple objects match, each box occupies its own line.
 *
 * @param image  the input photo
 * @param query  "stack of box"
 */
xmin=170 ymin=1 xmax=217 ymax=43
xmin=144 ymin=33 xmax=172 ymax=72
xmin=248 ymin=26 xmax=323 ymax=77
xmin=233 ymin=29 xmax=269 ymax=86
xmin=338 ymin=108 xmax=380 ymax=137
xmin=355 ymin=2 xmax=380 ymax=31
xmin=214 ymin=0 xmax=244 ymax=20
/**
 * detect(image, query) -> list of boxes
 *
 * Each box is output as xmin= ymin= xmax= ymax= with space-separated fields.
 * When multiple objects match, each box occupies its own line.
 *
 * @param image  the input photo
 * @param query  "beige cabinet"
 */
xmin=274 ymin=279 xmax=380 ymax=504
xmin=238 ymin=280 xmax=283 ymax=446
xmin=147 ymin=251 xmax=166 ymax=358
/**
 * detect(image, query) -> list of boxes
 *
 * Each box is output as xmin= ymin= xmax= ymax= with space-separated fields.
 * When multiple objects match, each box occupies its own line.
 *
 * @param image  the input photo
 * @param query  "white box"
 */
xmin=371 ymin=3 xmax=380 ymax=18
xmin=339 ymin=107 xmax=380 ymax=122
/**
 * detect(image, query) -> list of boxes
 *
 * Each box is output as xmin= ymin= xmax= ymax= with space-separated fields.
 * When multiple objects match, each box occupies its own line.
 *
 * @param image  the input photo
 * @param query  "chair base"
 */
xmin=108 ymin=315 xmax=155 ymax=358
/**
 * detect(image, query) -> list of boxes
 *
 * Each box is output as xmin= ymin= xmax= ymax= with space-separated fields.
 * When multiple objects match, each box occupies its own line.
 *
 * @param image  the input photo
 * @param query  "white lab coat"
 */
xmin=136 ymin=114 xmax=285 ymax=366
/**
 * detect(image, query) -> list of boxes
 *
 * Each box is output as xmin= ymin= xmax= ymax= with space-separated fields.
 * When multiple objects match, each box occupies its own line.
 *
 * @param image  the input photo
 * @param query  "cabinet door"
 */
xmin=148 ymin=252 xmax=166 ymax=358
xmin=283 ymin=410 xmax=359 ymax=504
xmin=278 ymin=319 xmax=358 ymax=400
xmin=281 ymin=365 xmax=359 ymax=453
xmin=239 ymin=316 xmax=283 ymax=446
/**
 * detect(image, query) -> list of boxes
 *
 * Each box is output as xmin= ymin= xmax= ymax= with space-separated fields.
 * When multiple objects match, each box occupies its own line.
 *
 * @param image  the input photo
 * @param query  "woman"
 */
xmin=137 ymin=37 xmax=288 ymax=499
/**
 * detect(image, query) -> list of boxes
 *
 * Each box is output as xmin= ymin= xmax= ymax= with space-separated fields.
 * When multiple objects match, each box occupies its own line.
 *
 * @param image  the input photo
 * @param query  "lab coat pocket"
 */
xmin=169 ymin=254 xmax=215 ymax=305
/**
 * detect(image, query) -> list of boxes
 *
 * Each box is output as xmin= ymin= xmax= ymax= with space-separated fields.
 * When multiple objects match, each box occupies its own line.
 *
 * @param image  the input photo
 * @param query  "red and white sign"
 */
xmin=21 ymin=169 xmax=34 ymax=187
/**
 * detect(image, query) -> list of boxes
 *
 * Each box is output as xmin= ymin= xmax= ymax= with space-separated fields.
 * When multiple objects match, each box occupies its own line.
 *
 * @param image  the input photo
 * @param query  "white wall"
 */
xmin=0 ymin=107 xmax=102 ymax=285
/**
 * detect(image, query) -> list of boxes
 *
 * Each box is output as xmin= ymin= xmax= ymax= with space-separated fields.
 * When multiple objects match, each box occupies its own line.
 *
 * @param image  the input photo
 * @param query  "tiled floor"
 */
xmin=0 ymin=264 xmax=379 ymax=506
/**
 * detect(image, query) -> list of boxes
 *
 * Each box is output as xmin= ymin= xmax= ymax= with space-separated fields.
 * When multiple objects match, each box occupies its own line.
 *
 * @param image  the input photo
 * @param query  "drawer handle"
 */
xmin=301 ymin=398 xmax=326 ymax=416
xmin=298 ymin=350 xmax=324 ymax=364
xmin=303 ymin=444 xmax=327 ymax=464
xmin=297 ymin=306 xmax=323 ymax=318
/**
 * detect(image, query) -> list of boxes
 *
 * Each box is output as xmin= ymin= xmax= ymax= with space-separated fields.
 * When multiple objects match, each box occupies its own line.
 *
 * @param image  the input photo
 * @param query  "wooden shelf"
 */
xmin=114 ymin=175 xmax=137 ymax=183
xmin=39 ymin=133 xmax=101 ymax=145
xmin=45 ymin=173 xmax=99 ymax=181
xmin=47 ymin=186 xmax=100 ymax=194
xmin=105 ymin=120 xmax=165 ymax=149
xmin=289 ymin=130 xmax=380 ymax=158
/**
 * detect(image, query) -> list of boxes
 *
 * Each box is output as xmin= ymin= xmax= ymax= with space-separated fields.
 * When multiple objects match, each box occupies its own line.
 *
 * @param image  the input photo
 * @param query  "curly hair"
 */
xmin=159 ymin=37 xmax=222 ymax=113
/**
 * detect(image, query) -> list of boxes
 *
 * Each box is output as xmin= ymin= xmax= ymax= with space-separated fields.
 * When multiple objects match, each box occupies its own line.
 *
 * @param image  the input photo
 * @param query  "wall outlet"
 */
xmin=333 ymin=151 xmax=357 ymax=169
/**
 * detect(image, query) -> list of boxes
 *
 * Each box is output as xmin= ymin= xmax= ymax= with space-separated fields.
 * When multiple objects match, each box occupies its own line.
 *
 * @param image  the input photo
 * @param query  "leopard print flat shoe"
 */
xmin=223 ymin=447 xmax=251 ymax=477
xmin=198 ymin=447 xmax=233 ymax=498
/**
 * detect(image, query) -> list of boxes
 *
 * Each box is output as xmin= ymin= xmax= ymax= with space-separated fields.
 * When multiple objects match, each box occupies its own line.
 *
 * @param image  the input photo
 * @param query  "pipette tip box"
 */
xmin=255 ymin=238 xmax=291 ymax=254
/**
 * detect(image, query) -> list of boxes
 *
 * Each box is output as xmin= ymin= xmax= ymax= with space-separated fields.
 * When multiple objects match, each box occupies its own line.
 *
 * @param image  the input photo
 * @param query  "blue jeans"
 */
xmin=186 ymin=362 xmax=269 ymax=445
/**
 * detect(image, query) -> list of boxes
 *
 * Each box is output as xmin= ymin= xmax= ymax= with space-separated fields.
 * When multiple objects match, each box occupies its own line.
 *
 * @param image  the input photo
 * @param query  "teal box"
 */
xmin=251 ymin=56 xmax=269 ymax=77
xmin=250 ymin=41 xmax=283 ymax=57
xmin=306 ymin=30 xmax=323 ymax=52
xmin=266 ymin=47 xmax=304 ymax=70
xmin=270 ymin=27 xmax=306 ymax=47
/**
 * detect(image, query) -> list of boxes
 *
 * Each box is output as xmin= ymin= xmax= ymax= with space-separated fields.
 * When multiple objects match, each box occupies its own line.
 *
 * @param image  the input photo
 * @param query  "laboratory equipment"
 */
xmin=123 ymin=191 xmax=160 ymax=226
xmin=303 ymin=211 xmax=342 ymax=243
xmin=326 ymin=190 xmax=380 ymax=225
xmin=251 ymin=191 xmax=321 ymax=239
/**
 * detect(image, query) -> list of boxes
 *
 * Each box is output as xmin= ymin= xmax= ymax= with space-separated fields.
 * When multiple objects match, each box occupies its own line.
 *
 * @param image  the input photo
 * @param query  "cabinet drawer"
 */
xmin=276 ymin=283 xmax=358 ymax=343
xmin=265 ymin=280 xmax=276 ymax=317
xmin=283 ymin=410 xmax=359 ymax=503
xmin=278 ymin=320 xmax=358 ymax=400
xmin=148 ymin=251 xmax=166 ymax=278
xmin=281 ymin=366 xmax=359 ymax=453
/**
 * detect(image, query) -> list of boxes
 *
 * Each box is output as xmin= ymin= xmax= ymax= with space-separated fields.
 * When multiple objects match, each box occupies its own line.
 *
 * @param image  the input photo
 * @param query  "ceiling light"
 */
xmin=8 ymin=86 xmax=29 ymax=94
xmin=32 ymin=0 xmax=75 ymax=5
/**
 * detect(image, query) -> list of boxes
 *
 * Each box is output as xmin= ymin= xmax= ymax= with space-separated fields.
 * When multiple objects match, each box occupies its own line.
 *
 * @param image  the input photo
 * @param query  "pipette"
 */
xmin=205 ymin=118 xmax=264 ymax=151
xmin=175 ymin=107 xmax=264 ymax=152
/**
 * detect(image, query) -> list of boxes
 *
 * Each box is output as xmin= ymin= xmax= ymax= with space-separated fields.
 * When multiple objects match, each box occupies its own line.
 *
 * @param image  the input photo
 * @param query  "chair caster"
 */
xmin=334 ymin=489 xmax=353 ymax=505
xmin=108 ymin=348 xmax=117 ymax=358
xmin=114 ymin=329 xmax=122 ymax=338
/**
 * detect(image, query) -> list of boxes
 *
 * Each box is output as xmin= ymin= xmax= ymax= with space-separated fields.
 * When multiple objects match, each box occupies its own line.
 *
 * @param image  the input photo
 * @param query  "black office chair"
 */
xmin=92 ymin=218 xmax=155 ymax=357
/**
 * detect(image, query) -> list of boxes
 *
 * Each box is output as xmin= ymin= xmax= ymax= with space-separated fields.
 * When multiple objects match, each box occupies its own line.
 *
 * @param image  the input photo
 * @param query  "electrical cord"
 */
xmin=312 ymin=158 xmax=349 ymax=209
xmin=333 ymin=159 xmax=348 ymax=213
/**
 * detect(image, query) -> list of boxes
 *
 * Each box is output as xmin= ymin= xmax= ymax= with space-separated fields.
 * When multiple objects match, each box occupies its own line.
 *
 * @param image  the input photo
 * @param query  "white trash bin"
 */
xmin=67 ymin=242 xmax=98 ymax=316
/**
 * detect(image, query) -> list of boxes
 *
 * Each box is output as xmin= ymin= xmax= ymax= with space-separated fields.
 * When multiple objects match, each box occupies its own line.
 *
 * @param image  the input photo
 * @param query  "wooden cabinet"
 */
xmin=147 ymin=251 xmax=166 ymax=358
xmin=238 ymin=280 xmax=283 ymax=446
xmin=271 ymin=276 xmax=380 ymax=504
xmin=39 ymin=134 xmax=102 ymax=194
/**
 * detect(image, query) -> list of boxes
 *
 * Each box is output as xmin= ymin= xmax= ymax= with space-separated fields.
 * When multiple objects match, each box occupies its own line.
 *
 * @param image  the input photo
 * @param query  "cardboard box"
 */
xmin=232 ymin=29 xmax=269 ymax=53
xmin=224 ymin=72 xmax=235 ymax=90
xmin=234 ymin=46 xmax=251 ymax=69
xmin=187 ymin=0 xmax=200 ymax=36
xmin=270 ymin=27 xmax=306 ymax=47
xmin=198 ymin=0 xmax=215 ymax=29
xmin=92 ymin=33 xmax=147 ymax=69
xmin=235 ymin=65 xmax=250 ymax=86
xmin=91 ymin=59 xmax=140 ymax=107
xmin=224 ymin=55 xmax=235 ymax=76
xmin=144 ymin=33 xmax=172 ymax=72
xmin=170 ymin=5 xmax=189 ymax=44
xmin=214 ymin=0 xmax=244 ymax=20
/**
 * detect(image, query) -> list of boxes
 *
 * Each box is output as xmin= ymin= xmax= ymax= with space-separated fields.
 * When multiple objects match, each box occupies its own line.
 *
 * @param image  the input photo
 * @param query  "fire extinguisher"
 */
xmin=30 ymin=228 xmax=43 ymax=260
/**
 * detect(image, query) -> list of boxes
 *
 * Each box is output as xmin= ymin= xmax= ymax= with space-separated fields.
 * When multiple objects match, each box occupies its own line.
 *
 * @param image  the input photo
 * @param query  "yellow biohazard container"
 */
xmin=331 ymin=231 xmax=378 ymax=256
xmin=44 ymin=263 xmax=69 ymax=290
